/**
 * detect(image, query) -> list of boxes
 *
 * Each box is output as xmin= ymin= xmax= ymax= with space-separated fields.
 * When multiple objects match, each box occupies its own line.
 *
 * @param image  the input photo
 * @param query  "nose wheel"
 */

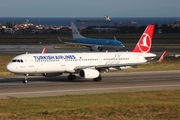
xmin=23 ymin=79 xmax=28 ymax=83
xmin=23 ymin=74 xmax=28 ymax=83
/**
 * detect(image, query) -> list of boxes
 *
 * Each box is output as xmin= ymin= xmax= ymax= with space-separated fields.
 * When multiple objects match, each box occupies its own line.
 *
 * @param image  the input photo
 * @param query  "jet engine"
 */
xmin=90 ymin=45 xmax=103 ymax=51
xmin=42 ymin=73 xmax=62 ymax=77
xmin=79 ymin=68 xmax=99 ymax=79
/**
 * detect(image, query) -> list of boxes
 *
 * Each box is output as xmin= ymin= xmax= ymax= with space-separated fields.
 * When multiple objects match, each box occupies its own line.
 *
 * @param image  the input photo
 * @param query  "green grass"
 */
xmin=0 ymin=54 xmax=18 ymax=76
xmin=0 ymin=90 xmax=180 ymax=120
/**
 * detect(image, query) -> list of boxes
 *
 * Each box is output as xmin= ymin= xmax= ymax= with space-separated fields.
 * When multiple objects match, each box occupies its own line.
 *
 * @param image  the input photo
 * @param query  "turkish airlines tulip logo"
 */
xmin=138 ymin=33 xmax=151 ymax=53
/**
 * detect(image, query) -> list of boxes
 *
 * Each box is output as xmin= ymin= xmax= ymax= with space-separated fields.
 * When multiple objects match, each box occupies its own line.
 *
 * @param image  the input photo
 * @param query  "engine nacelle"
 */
xmin=42 ymin=73 xmax=62 ymax=77
xmin=79 ymin=69 xmax=99 ymax=79
xmin=90 ymin=45 xmax=103 ymax=51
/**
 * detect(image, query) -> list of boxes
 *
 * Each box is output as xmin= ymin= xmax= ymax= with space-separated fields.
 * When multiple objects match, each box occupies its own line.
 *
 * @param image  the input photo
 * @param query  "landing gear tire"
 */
xmin=23 ymin=79 xmax=28 ymax=83
xmin=68 ymin=74 xmax=76 ymax=81
xmin=99 ymin=48 xmax=103 ymax=51
xmin=90 ymin=48 xmax=93 ymax=51
xmin=93 ymin=75 xmax=102 ymax=82
xmin=23 ymin=74 xmax=28 ymax=83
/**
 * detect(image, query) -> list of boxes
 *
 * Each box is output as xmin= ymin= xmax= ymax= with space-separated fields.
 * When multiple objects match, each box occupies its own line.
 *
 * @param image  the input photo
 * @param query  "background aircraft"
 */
xmin=6 ymin=24 xmax=166 ymax=83
xmin=59 ymin=22 xmax=124 ymax=51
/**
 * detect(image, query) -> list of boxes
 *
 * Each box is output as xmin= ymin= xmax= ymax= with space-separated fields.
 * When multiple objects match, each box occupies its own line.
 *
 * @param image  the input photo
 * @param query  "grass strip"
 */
xmin=0 ymin=90 xmax=180 ymax=120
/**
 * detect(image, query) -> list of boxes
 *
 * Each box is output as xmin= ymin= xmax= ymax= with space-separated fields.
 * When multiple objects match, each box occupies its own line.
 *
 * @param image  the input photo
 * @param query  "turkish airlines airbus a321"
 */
xmin=6 ymin=24 xmax=166 ymax=83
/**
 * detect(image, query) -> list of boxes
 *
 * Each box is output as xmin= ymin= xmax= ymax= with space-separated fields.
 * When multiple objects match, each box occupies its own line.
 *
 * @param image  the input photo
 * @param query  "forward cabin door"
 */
xmin=61 ymin=58 xmax=65 ymax=66
xmin=28 ymin=57 xmax=34 ymax=67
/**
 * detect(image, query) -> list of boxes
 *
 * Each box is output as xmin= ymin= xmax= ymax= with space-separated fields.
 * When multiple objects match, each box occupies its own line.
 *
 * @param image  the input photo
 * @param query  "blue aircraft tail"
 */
xmin=71 ymin=22 xmax=85 ymax=39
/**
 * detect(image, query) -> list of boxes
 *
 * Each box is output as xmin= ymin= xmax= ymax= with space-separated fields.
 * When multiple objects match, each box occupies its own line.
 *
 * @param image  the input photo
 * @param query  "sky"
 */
xmin=0 ymin=0 xmax=180 ymax=17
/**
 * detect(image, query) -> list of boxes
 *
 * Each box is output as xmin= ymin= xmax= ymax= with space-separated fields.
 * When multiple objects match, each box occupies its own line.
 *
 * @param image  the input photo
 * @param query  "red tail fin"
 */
xmin=131 ymin=24 xmax=154 ymax=53
xmin=42 ymin=47 xmax=46 ymax=54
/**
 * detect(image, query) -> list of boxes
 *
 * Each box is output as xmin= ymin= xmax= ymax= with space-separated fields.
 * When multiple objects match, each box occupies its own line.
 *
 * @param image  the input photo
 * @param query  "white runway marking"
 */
xmin=0 ymin=84 xmax=180 ymax=96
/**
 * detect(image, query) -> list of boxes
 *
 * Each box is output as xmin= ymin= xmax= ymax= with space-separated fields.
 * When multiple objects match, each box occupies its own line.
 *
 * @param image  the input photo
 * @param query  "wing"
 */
xmin=74 ymin=51 xmax=167 ymax=71
xmin=74 ymin=62 xmax=145 ymax=71
xmin=64 ymin=42 xmax=93 ymax=47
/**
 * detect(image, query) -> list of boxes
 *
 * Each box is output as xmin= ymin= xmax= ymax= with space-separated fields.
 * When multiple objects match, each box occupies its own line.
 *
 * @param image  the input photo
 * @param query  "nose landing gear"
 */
xmin=23 ymin=74 xmax=28 ymax=83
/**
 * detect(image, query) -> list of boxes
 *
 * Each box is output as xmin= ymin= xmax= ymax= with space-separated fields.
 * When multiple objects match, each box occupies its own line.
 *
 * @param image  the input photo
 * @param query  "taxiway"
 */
xmin=0 ymin=70 xmax=180 ymax=99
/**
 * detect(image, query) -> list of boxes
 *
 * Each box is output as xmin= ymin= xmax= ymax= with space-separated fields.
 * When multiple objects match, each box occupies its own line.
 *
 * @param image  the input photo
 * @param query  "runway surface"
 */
xmin=0 ymin=70 xmax=180 ymax=99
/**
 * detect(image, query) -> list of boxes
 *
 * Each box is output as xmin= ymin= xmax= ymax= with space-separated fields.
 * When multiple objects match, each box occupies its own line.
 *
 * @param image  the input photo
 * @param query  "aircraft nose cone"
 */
xmin=6 ymin=63 xmax=11 ymax=72
xmin=6 ymin=63 xmax=15 ymax=72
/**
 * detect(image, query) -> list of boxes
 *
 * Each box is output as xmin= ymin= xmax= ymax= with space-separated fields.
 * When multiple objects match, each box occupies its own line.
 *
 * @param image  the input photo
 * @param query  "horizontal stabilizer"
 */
xmin=42 ymin=47 xmax=46 ymax=53
xmin=158 ymin=50 xmax=167 ymax=62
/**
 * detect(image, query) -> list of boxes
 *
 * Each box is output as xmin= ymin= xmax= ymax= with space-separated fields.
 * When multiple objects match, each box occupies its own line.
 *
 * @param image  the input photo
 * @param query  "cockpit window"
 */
xmin=11 ymin=59 xmax=24 ymax=63
xmin=12 ymin=60 xmax=17 ymax=62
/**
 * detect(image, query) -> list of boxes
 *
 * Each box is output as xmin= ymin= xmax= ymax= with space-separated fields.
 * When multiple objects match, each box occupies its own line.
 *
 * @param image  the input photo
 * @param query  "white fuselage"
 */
xmin=6 ymin=52 xmax=156 ymax=74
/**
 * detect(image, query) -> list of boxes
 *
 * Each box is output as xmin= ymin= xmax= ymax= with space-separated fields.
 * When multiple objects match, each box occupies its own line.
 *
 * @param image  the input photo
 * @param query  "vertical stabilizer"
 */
xmin=131 ymin=24 xmax=154 ymax=53
xmin=71 ymin=22 xmax=85 ymax=39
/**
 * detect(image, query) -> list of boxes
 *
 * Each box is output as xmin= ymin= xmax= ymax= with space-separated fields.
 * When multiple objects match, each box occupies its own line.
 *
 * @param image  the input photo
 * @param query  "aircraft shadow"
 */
xmin=0 ymin=76 xmax=95 ymax=83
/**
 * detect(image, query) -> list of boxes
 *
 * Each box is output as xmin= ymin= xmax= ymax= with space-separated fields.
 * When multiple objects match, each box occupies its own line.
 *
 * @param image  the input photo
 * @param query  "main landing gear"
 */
xmin=93 ymin=75 xmax=102 ymax=82
xmin=23 ymin=74 xmax=28 ymax=83
xmin=68 ymin=73 xmax=102 ymax=82
xmin=68 ymin=73 xmax=76 ymax=81
xmin=22 ymin=73 xmax=102 ymax=83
